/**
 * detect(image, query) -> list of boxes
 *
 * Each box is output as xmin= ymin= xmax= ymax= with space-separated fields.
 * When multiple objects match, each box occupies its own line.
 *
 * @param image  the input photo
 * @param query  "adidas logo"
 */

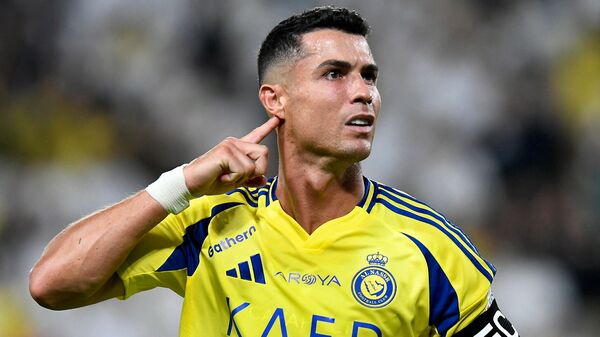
xmin=225 ymin=254 xmax=266 ymax=284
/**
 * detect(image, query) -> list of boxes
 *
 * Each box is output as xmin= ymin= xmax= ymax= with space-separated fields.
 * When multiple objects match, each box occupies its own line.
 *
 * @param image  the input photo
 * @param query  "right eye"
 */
xmin=324 ymin=70 xmax=343 ymax=80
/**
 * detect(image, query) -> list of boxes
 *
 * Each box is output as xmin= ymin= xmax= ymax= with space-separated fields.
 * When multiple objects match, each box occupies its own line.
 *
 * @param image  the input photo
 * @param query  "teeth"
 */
xmin=350 ymin=119 xmax=369 ymax=126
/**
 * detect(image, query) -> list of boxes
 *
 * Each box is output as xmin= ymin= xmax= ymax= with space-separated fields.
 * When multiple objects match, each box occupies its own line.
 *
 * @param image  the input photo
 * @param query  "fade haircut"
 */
xmin=257 ymin=6 xmax=370 ymax=85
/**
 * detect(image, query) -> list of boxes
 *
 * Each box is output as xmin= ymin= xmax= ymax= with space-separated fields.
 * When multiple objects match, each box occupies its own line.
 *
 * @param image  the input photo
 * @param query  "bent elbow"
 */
xmin=29 ymin=267 xmax=56 ymax=309
xmin=29 ymin=266 xmax=71 ymax=310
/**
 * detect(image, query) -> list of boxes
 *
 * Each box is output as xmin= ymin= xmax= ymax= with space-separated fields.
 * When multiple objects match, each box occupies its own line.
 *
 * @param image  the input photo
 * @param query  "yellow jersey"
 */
xmin=117 ymin=177 xmax=496 ymax=336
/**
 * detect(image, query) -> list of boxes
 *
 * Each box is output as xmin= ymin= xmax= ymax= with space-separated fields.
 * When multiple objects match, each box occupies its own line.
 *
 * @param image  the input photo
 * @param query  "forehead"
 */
xmin=298 ymin=29 xmax=374 ymax=66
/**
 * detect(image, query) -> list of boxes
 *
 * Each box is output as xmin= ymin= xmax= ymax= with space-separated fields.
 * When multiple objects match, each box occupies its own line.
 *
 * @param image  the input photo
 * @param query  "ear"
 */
xmin=258 ymin=84 xmax=286 ymax=120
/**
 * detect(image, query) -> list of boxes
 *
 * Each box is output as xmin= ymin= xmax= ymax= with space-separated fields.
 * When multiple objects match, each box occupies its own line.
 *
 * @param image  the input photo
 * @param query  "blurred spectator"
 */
xmin=1 ymin=0 xmax=599 ymax=336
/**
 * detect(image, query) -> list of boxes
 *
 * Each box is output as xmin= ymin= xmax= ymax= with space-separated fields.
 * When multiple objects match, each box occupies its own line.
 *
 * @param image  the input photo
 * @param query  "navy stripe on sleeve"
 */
xmin=157 ymin=202 xmax=242 ymax=276
xmin=404 ymin=233 xmax=460 ymax=337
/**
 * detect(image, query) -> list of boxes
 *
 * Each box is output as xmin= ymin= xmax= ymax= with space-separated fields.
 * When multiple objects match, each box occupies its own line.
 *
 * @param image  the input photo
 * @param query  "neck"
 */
xmin=275 ymin=147 xmax=365 ymax=234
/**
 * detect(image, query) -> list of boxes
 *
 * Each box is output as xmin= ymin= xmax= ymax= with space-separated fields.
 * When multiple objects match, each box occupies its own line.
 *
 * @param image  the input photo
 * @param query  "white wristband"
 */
xmin=146 ymin=164 xmax=193 ymax=214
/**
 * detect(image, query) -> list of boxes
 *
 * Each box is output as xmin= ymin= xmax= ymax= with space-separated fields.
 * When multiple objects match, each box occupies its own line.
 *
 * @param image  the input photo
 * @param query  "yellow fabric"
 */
xmin=117 ymin=177 xmax=494 ymax=336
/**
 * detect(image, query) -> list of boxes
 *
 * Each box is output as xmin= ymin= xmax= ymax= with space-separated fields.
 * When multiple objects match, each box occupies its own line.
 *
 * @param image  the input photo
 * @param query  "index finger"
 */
xmin=240 ymin=116 xmax=280 ymax=144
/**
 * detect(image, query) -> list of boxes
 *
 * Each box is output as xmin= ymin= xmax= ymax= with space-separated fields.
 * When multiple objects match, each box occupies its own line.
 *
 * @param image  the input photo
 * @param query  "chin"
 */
xmin=338 ymin=146 xmax=372 ymax=163
xmin=354 ymin=150 xmax=372 ymax=162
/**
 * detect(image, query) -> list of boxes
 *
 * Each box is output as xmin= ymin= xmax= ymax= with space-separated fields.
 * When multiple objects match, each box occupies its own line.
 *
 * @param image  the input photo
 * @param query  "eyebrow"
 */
xmin=316 ymin=59 xmax=379 ymax=74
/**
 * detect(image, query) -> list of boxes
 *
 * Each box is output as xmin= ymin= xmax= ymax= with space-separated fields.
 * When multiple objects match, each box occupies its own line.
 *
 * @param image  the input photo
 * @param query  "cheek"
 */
xmin=290 ymin=86 xmax=340 ymax=120
xmin=310 ymin=86 xmax=347 ymax=117
xmin=372 ymin=91 xmax=382 ymax=115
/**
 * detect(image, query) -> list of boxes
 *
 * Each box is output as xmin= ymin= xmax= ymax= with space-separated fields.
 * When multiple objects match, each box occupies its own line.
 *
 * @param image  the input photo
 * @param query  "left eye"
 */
xmin=362 ymin=73 xmax=377 ymax=84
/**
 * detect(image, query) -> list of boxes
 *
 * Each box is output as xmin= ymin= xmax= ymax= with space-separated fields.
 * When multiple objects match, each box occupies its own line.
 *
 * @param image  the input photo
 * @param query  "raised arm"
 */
xmin=29 ymin=117 xmax=280 ymax=310
xmin=29 ymin=191 xmax=167 ymax=310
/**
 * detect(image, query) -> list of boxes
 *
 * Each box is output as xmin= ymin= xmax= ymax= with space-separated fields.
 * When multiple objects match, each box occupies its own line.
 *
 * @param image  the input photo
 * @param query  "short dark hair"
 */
xmin=257 ymin=6 xmax=370 ymax=85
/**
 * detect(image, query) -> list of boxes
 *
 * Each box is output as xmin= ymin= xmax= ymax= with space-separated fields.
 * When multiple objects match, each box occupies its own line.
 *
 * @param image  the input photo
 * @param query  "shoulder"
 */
xmin=365 ymin=178 xmax=498 ymax=335
xmin=364 ymin=178 xmax=453 ymax=234
xmin=360 ymin=178 xmax=444 ymax=224
xmin=177 ymin=177 xmax=278 ymax=227
xmin=364 ymin=177 xmax=496 ymax=282
xmin=223 ymin=176 xmax=279 ymax=208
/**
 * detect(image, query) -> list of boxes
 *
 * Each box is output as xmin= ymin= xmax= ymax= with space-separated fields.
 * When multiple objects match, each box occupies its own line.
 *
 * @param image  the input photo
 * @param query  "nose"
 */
xmin=350 ymin=74 xmax=374 ymax=105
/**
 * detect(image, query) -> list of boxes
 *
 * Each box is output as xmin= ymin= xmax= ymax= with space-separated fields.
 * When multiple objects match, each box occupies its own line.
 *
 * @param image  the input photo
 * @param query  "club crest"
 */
xmin=351 ymin=252 xmax=396 ymax=308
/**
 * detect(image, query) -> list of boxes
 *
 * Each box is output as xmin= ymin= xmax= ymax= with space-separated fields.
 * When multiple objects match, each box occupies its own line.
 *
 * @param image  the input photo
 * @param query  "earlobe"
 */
xmin=259 ymin=84 xmax=286 ymax=119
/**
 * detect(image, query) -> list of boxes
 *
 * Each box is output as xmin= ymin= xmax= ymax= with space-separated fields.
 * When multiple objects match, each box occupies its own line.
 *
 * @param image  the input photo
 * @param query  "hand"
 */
xmin=183 ymin=116 xmax=280 ymax=196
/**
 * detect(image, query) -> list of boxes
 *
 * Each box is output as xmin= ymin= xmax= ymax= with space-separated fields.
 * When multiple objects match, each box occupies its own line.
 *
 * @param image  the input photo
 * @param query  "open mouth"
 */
xmin=345 ymin=115 xmax=374 ymax=127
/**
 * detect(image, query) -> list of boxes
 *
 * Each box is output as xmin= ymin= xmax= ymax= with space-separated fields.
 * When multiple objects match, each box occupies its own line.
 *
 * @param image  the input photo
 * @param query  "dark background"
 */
xmin=1 ymin=0 xmax=599 ymax=336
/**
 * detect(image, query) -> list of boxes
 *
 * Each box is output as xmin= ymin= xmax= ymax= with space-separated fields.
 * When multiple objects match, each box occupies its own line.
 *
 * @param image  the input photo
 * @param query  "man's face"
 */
xmin=280 ymin=29 xmax=381 ymax=165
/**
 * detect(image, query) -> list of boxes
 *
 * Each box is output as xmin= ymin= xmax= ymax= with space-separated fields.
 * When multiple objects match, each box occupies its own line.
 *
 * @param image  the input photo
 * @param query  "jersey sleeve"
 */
xmin=442 ymin=227 xmax=497 ymax=337
xmin=116 ymin=197 xmax=212 ymax=299
xmin=403 ymin=229 xmax=494 ymax=337
xmin=371 ymin=182 xmax=498 ymax=336
xmin=411 ymin=222 xmax=496 ymax=337
xmin=453 ymin=299 xmax=520 ymax=337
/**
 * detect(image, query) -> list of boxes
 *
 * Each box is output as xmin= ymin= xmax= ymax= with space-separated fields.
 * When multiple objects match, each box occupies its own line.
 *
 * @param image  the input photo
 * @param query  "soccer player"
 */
xmin=30 ymin=6 xmax=519 ymax=337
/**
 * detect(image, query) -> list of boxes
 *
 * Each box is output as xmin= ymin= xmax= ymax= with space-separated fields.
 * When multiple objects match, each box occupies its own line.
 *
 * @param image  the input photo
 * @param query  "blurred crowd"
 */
xmin=1 ymin=0 xmax=599 ymax=336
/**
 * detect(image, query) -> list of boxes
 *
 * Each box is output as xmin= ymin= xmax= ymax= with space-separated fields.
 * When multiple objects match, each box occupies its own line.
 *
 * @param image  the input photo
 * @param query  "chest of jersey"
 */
xmin=180 ymin=203 xmax=431 ymax=337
